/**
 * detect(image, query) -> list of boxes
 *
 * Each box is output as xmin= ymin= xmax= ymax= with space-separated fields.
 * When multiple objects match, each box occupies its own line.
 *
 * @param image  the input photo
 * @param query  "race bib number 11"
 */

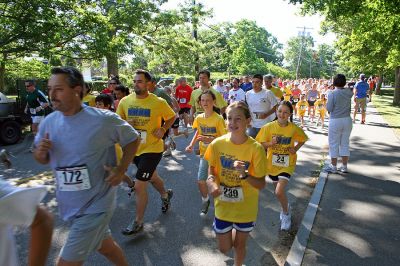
xmin=56 ymin=165 xmax=91 ymax=191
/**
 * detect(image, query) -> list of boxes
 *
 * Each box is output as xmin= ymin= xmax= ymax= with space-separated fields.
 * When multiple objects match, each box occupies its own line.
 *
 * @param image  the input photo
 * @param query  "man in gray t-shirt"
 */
xmin=34 ymin=67 xmax=139 ymax=266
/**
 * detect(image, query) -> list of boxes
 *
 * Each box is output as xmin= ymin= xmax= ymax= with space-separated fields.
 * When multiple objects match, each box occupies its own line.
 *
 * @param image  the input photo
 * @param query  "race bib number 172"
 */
xmin=56 ymin=165 xmax=91 ymax=191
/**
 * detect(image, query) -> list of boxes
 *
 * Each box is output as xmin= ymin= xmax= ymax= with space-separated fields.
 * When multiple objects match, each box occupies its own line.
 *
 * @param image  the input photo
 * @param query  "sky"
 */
xmin=162 ymin=0 xmax=336 ymax=49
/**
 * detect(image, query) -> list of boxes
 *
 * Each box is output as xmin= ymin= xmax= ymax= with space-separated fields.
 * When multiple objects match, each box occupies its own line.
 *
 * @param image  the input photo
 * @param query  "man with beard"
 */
xmin=117 ymin=69 xmax=176 ymax=235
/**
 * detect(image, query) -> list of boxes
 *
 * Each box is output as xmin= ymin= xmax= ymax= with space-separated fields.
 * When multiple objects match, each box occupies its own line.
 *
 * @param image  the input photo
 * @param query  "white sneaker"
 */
xmin=323 ymin=164 xmax=337 ymax=174
xmin=280 ymin=203 xmax=290 ymax=221
xmin=338 ymin=165 xmax=348 ymax=173
xmin=281 ymin=213 xmax=291 ymax=231
xmin=163 ymin=148 xmax=172 ymax=157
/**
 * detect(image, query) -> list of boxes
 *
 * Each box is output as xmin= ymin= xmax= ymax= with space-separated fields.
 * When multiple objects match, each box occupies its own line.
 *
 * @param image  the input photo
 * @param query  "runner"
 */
xmin=314 ymin=94 xmax=327 ymax=128
xmin=82 ymin=83 xmax=96 ymax=107
xmin=117 ymin=69 xmax=176 ymax=235
xmin=256 ymin=101 xmax=308 ymax=231
xmin=0 ymin=178 xmax=53 ymax=266
xmin=164 ymin=86 xmax=189 ymax=141
xmin=290 ymin=83 xmax=302 ymax=117
xmin=296 ymin=94 xmax=309 ymax=128
xmin=113 ymin=84 xmax=130 ymax=111
xmin=204 ymin=101 xmax=267 ymax=266
xmin=24 ymin=80 xmax=50 ymax=152
xmin=245 ymin=74 xmax=278 ymax=138
xmin=189 ymin=70 xmax=227 ymax=122
xmin=175 ymin=77 xmax=193 ymax=127
xmin=263 ymin=74 xmax=283 ymax=101
xmin=34 ymin=66 xmax=139 ymax=266
xmin=228 ymin=78 xmax=246 ymax=104
xmin=306 ymin=83 xmax=319 ymax=123
xmin=185 ymin=91 xmax=227 ymax=216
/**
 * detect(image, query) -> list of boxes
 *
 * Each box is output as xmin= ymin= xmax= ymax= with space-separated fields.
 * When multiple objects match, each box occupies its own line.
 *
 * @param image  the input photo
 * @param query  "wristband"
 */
xmin=207 ymin=175 xmax=216 ymax=182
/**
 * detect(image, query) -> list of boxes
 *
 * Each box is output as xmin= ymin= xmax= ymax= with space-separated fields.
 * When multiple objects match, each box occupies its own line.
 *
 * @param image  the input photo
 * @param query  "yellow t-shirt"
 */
xmin=116 ymin=93 xmax=175 ymax=156
xmin=204 ymin=134 xmax=267 ymax=222
xmin=297 ymin=100 xmax=309 ymax=115
xmin=283 ymin=86 xmax=292 ymax=101
xmin=269 ymin=86 xmax=283 ymax=100
xmin=256 ymin=121 xmax=308 ymax=176
xmin=82 ymin=94 xmax=96 ymax=107
xmin=189 ymin=87 xmax=227 ymax=114
xmin=314 ymin=99 xmax=326 ymax=116
xmin=192 ymin=112 xmax=227 ymax=155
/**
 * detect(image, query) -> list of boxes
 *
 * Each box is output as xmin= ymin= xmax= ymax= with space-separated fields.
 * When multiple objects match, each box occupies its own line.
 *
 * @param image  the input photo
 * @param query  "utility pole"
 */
xmin=295 ymin=26 xmax=313 ymax=79
xmin=192 ymin=0 xmax=199 ymax=75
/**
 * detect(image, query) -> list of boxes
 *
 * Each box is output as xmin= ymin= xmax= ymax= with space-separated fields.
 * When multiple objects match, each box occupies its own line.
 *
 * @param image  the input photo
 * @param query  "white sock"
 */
xmin=202 ymin=196 xmax=209 ymax=202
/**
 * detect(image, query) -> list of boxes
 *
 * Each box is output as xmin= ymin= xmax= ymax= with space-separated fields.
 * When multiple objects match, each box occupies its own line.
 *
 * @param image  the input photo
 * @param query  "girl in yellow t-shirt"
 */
xmin=185 ymin=90 xmax=227 ymax=216
xmin=296 ymin=94 xmax=309 ymax=127
xmin=314 ymin=94 xmax=327 ymax=129
xmin=204 ymin=101 xmax=267 ymax=266
xmin=256 ymin=101 xmax=308 ymax=231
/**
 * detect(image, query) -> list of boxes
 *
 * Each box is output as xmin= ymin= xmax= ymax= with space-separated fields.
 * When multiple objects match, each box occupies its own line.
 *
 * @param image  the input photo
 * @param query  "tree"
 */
xmin=289 ymin=0 xmax=400 ymax=104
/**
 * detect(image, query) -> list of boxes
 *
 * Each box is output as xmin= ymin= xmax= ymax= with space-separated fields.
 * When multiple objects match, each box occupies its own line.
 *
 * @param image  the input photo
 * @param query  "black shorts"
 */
xmin=307 ymin=100 xmax=316 ymax=106
xmin=179 ymin=107 xmax=191 ymax=115
xmin=133 ymin=153 xmax=163 ymax=181
xmin=171 ymin=118 xmax=180 ymax=129
xmin=290 ymin=97 xmax=299 ymax=106
xmin=269 ymin=172 xmax=291 ymax=182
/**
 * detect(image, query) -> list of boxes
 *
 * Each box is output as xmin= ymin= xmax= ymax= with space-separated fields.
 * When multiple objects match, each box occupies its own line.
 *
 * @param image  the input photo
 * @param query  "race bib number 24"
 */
xmin=272 ymin=154 xmax=289 ymax=167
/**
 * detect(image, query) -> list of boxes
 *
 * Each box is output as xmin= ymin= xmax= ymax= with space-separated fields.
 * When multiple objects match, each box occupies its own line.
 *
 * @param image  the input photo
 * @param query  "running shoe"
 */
xmin=280 ymin=203 xmax=291 ymax=221
xmin=0 ymin=149 xmax=11 ymax=168
xmin=163 ymin=148 xmax=172 ymax=157
xmin=127 ymin=182 xmax=135 ymax=197
xmin=323 ymin=164 xmax=337 ymax=174
xmin=161 ymin=189 xmax=173 ymax=213
xmin=281 ymin=213 xmax=291 ymax=231
xmin=200 ymin=199 xmax=210 ymax=216
xmin=338 ymin=165 xmax=348 ymax=173
xmin=121 ymin=220 xmax=144 ymax=235
xmin=170 ymin=139 xmax=176 ymax=150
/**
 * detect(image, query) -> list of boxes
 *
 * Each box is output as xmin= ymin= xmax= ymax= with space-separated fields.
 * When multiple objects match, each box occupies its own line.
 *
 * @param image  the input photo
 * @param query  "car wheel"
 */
xmin=0 ymin=120 xmax=22 ymax=145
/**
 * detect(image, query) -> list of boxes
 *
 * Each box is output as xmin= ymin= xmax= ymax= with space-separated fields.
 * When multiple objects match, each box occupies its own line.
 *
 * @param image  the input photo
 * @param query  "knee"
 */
xmin=275 ymin=188 xmax=285 ymax=199
xmin=218 ymin=245 xmax=231 ymax=254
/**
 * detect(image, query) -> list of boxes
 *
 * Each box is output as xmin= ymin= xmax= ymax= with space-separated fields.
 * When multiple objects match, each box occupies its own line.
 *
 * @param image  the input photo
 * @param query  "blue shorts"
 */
xmin=269 ymin=172 xmax=291 ymax=182
xmin=213 ymin=217 xmax=255 ymax=234
xmin=60 ymin=211 xmax=113 ymax=262
xmin=197 ymin=157 xmax=209 ymax=181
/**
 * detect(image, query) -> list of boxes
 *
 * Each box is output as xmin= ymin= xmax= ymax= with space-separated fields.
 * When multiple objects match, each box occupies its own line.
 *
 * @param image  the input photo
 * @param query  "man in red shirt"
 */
xmin=174 ymin=77 xmax=193 ymax=127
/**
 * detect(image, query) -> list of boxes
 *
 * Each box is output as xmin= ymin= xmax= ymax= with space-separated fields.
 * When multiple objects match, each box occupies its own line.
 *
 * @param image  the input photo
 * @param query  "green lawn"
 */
xmin=372 ymin=88 xmax=400 ymax=138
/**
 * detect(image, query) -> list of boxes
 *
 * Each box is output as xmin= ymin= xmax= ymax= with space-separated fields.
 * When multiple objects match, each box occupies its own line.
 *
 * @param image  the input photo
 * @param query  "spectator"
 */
xmin=324 ymin=74 xmax=353 ymax=173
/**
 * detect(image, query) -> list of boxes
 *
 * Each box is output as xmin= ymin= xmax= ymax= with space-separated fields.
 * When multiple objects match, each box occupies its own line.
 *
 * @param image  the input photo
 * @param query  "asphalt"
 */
xmin=299 ymin=104 xmax=400 ymax=266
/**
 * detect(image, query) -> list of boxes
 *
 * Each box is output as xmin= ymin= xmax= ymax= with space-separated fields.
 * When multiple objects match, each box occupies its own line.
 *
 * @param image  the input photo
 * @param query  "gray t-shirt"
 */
xmin=35 ymin=105 xmax=139 ymax=221
xmin=326 ymin=87 xmax=353 ymax=119
xmin=153 ymin=87 xmax=173 ymax=106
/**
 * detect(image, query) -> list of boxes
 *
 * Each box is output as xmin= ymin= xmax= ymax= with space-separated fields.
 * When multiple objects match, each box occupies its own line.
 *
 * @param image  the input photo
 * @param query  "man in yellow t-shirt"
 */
xmin=263 ymin=74 xmax=283 ymax=101
xmin=117 ymin=69 xmax=176 ymax=235
xmin=314 ymin=94 xmax=327 ymax=128
xmin=189 ymin=70 xmax=227 ymax=121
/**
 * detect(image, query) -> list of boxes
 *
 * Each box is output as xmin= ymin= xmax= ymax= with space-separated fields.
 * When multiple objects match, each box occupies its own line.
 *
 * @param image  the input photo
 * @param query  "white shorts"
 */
xmin=31 ymin=116 xmax=45 ymax=124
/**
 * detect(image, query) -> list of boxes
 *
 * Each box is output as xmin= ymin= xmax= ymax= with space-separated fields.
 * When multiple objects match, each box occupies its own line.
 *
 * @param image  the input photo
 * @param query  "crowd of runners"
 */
xmin=0 ymin=67 xmax=376 ymax=266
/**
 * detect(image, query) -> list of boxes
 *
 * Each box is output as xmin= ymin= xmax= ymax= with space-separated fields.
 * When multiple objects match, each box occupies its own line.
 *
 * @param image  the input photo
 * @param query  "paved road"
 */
xmin=302 ymin=105 xmax=400 ymax=266
xmin=3 ymin=120 xmax=328 ymax=266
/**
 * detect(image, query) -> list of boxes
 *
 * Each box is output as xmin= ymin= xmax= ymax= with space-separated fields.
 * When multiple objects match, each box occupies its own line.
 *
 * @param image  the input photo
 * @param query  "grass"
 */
xmin=372 ymin=88 xmax=400 ymax=138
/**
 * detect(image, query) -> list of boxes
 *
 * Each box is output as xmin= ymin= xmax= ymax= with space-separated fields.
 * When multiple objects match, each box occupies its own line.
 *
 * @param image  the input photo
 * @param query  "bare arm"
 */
xmin=29 ymin=207 xmax=53 ymax=266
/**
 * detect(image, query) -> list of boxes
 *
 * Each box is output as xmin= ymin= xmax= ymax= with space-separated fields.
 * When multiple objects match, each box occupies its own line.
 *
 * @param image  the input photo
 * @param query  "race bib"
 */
xmin=272 ymin=154 xmax=289 ymax=167
xmin=220 ymin=185 xmax=244 ymax=202
xmin=138 ymin=130 xmax=147 ymax=144
xmin=56 ymin=165 xmax=91 ymax=191
xmin=310 ymin=97 xmax=316 ymax=101
xmin=300 ymin=105 xmax=306 ymax=110
xmin=179 ymin=98 xmax=187 ymax=104
xmin=29 ymin=108 xmax=36 ymax=115
xmin=318 ymin=104 xmax=324 ymax=109
xmin=293 ymin=98 xmax=299 ymax=103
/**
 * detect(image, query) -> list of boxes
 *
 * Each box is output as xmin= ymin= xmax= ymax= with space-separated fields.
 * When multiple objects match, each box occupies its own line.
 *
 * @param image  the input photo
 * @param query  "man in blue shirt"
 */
xmin=353 ymin=74 xmax=369 ymax=124
xmin=240 ymin=75 xmax=253 ymax=92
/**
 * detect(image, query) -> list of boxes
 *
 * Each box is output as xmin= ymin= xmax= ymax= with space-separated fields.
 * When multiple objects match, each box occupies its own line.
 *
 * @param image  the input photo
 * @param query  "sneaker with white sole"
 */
xmin=323 ymin=164 xmax=337 ymax=174
xmin=338 ymin=165 xmax=348 ymax=173
xmin=161 ymin=189 xmax=173 ymax=213
xmin=281 ymin=213 xmax=291 ymax=231
xmin=121 ymin=220 xmax=143 ymax=235
xmin=200 ymin=199 xmax=210 ymax=216
xmin=163 ymin=148 xmax=172 ymax=157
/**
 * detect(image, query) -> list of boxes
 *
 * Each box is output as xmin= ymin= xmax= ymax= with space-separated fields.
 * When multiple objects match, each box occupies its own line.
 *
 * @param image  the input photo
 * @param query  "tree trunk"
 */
xmin=0 ymin=53 xmax=6 ymax=92
xmin=393 ymin=66 xmax=400 ymax=105
xmin=106 ymin=52 xmax=118 ymax=78
xmin=375 ymin=72 xmax=383 ymax=95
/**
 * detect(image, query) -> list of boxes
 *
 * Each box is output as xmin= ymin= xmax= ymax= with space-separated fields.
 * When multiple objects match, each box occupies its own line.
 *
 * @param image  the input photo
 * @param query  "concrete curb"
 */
xmin=284 ymin=161 xmax=330 ymax=266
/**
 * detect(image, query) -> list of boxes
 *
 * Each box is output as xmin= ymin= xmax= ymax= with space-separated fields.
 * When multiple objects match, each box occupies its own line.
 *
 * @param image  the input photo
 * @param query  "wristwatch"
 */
xmin=239 ymin=170 xmax=249 ymax=179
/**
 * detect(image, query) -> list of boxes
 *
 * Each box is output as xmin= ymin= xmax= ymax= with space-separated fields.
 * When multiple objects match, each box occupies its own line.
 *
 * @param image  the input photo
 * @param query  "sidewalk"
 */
xmin=301 ymin=104 xmax=400 ymax=265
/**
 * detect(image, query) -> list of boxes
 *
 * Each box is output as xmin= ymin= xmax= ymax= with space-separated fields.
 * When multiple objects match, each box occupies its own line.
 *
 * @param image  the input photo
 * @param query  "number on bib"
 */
xmin=220 ymin=185 xmax=244 ymax=202
xmin=272 ymin=154 xmax=289 ymax=167
xmin=179 ymin=98 xmax=187 ymax=104
xmin=138 ymin=130 xmax=147 ymax=144
xmin=56 ymin=165 xmax=91 ymax=191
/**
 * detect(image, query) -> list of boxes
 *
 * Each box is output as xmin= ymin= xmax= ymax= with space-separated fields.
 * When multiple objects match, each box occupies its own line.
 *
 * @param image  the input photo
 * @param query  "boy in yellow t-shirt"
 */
xmin=296 ymin=94 xmax=309 ymax=127
xmin=185 ymin=91 xmax=227 ymax=216
xmin=256 ymin=101 xmax=308 ymax=231
xmin=314 ymin=94 xmax=327 ymax=128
